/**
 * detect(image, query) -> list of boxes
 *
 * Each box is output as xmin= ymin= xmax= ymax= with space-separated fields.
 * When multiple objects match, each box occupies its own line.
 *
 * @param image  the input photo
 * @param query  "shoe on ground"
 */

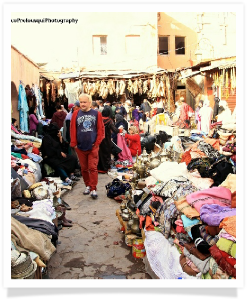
xmin=70 ymin=175 xmax=80 ymax=181
xmin=74 ymin=171 xmax=81 ymax=177
xmin=83 ymin=186 xmax=91 ymax=195
xmin=90 ymin=190 xmax=98 ymax=199
xmin=65 ymin=179 xmax=73 ymax=185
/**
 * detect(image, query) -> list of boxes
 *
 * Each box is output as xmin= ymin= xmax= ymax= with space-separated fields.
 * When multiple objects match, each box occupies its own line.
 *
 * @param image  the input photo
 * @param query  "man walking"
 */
xmin=70 ymin=93 xmax=105 ymax=199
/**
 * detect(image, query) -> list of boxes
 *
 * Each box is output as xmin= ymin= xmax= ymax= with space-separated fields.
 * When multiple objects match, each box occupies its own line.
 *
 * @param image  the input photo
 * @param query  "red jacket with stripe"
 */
xmin=70 ymin=109 xmax=105 ymax=150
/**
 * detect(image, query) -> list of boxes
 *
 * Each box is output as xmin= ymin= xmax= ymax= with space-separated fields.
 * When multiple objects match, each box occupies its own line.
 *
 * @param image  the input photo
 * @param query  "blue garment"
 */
xmin=36 ymin=88 xmax=44 ymax=119
xmin=27 ymin=153 xmax=43 ymax=163
xmin=18 ymin=84 xmax=29 ymax=132
xmin=132 ymin=109 xmax=140 ymax=121
xmin=76 ymin=109 xmax=98 ymax=151
xmin=181 ymin=215 xmax=200 ymax=238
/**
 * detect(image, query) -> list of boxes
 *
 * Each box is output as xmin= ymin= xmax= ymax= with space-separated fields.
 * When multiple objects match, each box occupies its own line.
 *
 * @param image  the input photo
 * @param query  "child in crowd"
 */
xmin=124 ymin=125 xmax=141 ymax=157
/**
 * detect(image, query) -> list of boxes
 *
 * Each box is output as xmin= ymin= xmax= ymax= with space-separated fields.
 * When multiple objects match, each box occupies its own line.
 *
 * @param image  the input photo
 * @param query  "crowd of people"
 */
xmin=12 ymin=93 xmax=234 ymax=201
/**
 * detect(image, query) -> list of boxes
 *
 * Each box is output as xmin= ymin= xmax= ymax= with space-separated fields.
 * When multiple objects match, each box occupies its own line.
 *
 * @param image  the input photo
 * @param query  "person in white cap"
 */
xmin=217 ymin=100 xmax=232 ymax=125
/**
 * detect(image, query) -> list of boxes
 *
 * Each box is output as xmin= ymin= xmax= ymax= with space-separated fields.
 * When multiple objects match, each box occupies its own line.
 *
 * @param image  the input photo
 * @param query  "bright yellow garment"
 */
xmin=216 ymin=238 xmax=236 ymax=258
xmin=155 ymin=114 xmax=167 ymax=125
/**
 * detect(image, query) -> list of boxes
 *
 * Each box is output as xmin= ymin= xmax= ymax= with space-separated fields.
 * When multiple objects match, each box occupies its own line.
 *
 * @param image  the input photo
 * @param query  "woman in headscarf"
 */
xmin=29 ymin=106 xmax=39 ymax=136
xmin=98 ymin=106 xmax=120 ymax=173
xmin=41 ymin=122 xmax=80 ymax=184
xmin=112 ymin=113 xmax=128 ymax=145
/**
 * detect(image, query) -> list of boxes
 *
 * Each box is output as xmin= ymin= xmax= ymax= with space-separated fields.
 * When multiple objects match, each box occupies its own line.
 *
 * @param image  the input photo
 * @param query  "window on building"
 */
xmin=159 ymin=36 xmax=169 ymax=55
xmin=126 ymin=35 xmax=140 ymax=56
xmin=93 ymin=36 xmax=107 ymax=55
xmin=175 ymin=36 xmax=185 ymax=55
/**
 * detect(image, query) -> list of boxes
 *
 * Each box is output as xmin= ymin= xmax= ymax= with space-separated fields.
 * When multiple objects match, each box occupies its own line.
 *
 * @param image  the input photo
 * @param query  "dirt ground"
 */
xmin=47 ymin=173 xmax=151 ymax=279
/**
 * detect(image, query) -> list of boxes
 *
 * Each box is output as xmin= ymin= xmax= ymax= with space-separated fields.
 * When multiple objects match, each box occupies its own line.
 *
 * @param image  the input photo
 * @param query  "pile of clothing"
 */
xmin=11 ymin=131 xmax=77 ymax=279
xmin=110 ymin=124 xmax=236 ymax=279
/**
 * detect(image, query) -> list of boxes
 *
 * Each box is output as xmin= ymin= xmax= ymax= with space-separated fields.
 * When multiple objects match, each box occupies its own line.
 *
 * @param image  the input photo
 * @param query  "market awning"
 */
xmin=186 ymin=77 xmax=202 ymax=98
xmin=59 ymin=72 xmax=80 ymax=79
xmin=179 ymin=70 xmax=201 ymax=80
xmin=200 ymin=60 xmax=236 ymax=72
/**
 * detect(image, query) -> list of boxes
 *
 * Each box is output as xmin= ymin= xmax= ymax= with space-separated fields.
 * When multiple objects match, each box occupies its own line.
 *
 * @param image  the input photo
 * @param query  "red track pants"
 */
xmin=75 ymin=146 xmax=99 ymax=191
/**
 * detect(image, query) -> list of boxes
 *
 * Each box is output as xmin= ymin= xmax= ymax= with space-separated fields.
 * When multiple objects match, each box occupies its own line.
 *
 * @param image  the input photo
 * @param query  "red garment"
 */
xmin=70 ymin=109 xmax=105 ymax=148
xmin=209 ymin=245 xmax=236 ymax=278
xmin=124 ymin=133 xmax=141 ymax=157
xmin=220 ymin=250 xmax=236 ymax=267
xmin=176 ymin=226 xmax=187 ymax=234
xmin=145 ymin=216 xmax=155 ymax=231
xmin=51 ymin=110 xmax=67 ymax=129
xmin=180 ymin=102 xmax=194 ymax=121
xmin=70 ymin=109 xmax=105 ymax=191
xmin=181 ymin=149 xmax=192 ymax=165
xmin=75 ymin=146 xmax=99 ymax=191
xmin=151 ymin=108 xmax=157 ymax=117
xmin=32 ymin=146 xmax=40 ymax=155
xmin=231 ymin=191 xmax=236 ymax=208
xmin=21 ymin=154 xmax=29 ymax=159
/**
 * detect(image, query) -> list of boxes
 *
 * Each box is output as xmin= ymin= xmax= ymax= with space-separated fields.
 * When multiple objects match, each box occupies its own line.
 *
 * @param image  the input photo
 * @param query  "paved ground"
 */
xmin=47 ymin=173 xmax=151 ymax=279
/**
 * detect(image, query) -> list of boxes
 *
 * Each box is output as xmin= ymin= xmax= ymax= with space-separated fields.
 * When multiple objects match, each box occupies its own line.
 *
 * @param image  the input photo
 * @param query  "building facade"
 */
xmin=11 ymin=45 xmax=40 ymax=124
xmin=75 ymin=12 xmax=158 ymax=72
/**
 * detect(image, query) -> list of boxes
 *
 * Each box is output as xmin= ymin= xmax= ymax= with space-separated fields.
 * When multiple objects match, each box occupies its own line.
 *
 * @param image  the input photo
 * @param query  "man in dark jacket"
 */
xmin=140 ymin=99 xmax=151 ymax=114
xmin=115 ymin=102 xmax=127 ymax=118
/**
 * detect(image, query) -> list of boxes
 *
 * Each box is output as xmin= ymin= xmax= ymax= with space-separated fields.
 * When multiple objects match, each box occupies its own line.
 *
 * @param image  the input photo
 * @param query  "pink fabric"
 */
xmin=186 ymin=186 xmax=232 ymax=213
xmin=186 ymin=257 xmax=200 ymax=273
xmin=117 ymin=134 xmax=133 ymax=163
xmin=11 ymin=124 xmax=22 ymax=134
xmin=180 ymin=102 xmax=194 ymax=121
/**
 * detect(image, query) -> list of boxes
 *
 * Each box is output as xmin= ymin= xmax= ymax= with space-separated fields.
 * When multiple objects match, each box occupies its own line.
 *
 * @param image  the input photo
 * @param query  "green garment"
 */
xmin=201 ymin=272 xmax=212 ymax=279
xmin=11 ymin=152 xmax=22 ymax=159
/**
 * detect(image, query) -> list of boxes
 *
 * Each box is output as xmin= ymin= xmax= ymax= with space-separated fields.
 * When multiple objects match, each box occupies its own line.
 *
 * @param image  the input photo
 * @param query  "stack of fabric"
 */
xmin=138 ymin=160 xmax=236 ymax=279
xmin=118 ymin=133 xmax=236 ymax=279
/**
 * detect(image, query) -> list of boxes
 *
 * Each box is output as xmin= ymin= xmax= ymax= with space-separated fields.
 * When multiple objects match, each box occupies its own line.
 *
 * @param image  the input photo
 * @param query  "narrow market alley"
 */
xmin=47 ymin=174 xmax=151 ymax=279
xmin=9 ymin=10 xmax=240 ymax=288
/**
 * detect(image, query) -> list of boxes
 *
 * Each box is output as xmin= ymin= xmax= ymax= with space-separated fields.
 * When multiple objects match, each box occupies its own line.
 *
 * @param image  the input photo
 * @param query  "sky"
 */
xmin=2 ymin=3 xmax=245 ymax=294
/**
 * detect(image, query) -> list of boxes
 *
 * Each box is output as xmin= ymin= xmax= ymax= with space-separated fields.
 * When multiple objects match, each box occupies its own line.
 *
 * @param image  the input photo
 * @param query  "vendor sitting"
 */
xmin=41 ymin=122 xmax=80 ymax=184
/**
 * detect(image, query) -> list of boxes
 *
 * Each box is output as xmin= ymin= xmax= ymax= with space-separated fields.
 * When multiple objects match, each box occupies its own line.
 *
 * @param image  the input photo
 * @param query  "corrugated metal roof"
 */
xmin=179 ymin=70 xmax=201 ymax=80
xmin=200 ymin=60 xmax=236 ymax=71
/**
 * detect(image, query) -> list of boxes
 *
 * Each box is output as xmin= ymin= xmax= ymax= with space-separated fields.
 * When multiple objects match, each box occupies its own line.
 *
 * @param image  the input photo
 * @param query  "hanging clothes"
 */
xmin=33 ymin=85 xmax=44 ymax=119
xmin=18 ymin=84 xmax=29 ymax=132
xmin=51 ymin=82 xmax=57 ymax=102
xmin=65 ymin=81 xmax=82 ymax=104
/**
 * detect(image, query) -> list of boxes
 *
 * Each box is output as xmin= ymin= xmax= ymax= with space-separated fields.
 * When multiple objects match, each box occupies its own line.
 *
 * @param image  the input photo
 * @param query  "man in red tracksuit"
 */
xmin=70 ymin=93 xmax=105 ymax=199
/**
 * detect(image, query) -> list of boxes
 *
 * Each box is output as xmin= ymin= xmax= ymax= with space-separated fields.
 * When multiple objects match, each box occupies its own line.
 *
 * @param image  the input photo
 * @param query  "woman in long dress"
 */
xmin=199 ymin=99 xmax=213 ymax=134
xmin=98 ymin=107 xmax=120 ymax=173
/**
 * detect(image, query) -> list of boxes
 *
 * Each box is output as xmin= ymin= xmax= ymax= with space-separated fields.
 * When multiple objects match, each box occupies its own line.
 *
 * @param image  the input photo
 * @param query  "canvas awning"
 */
xmin=186 ymin=77 xmax=202 ymax=98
